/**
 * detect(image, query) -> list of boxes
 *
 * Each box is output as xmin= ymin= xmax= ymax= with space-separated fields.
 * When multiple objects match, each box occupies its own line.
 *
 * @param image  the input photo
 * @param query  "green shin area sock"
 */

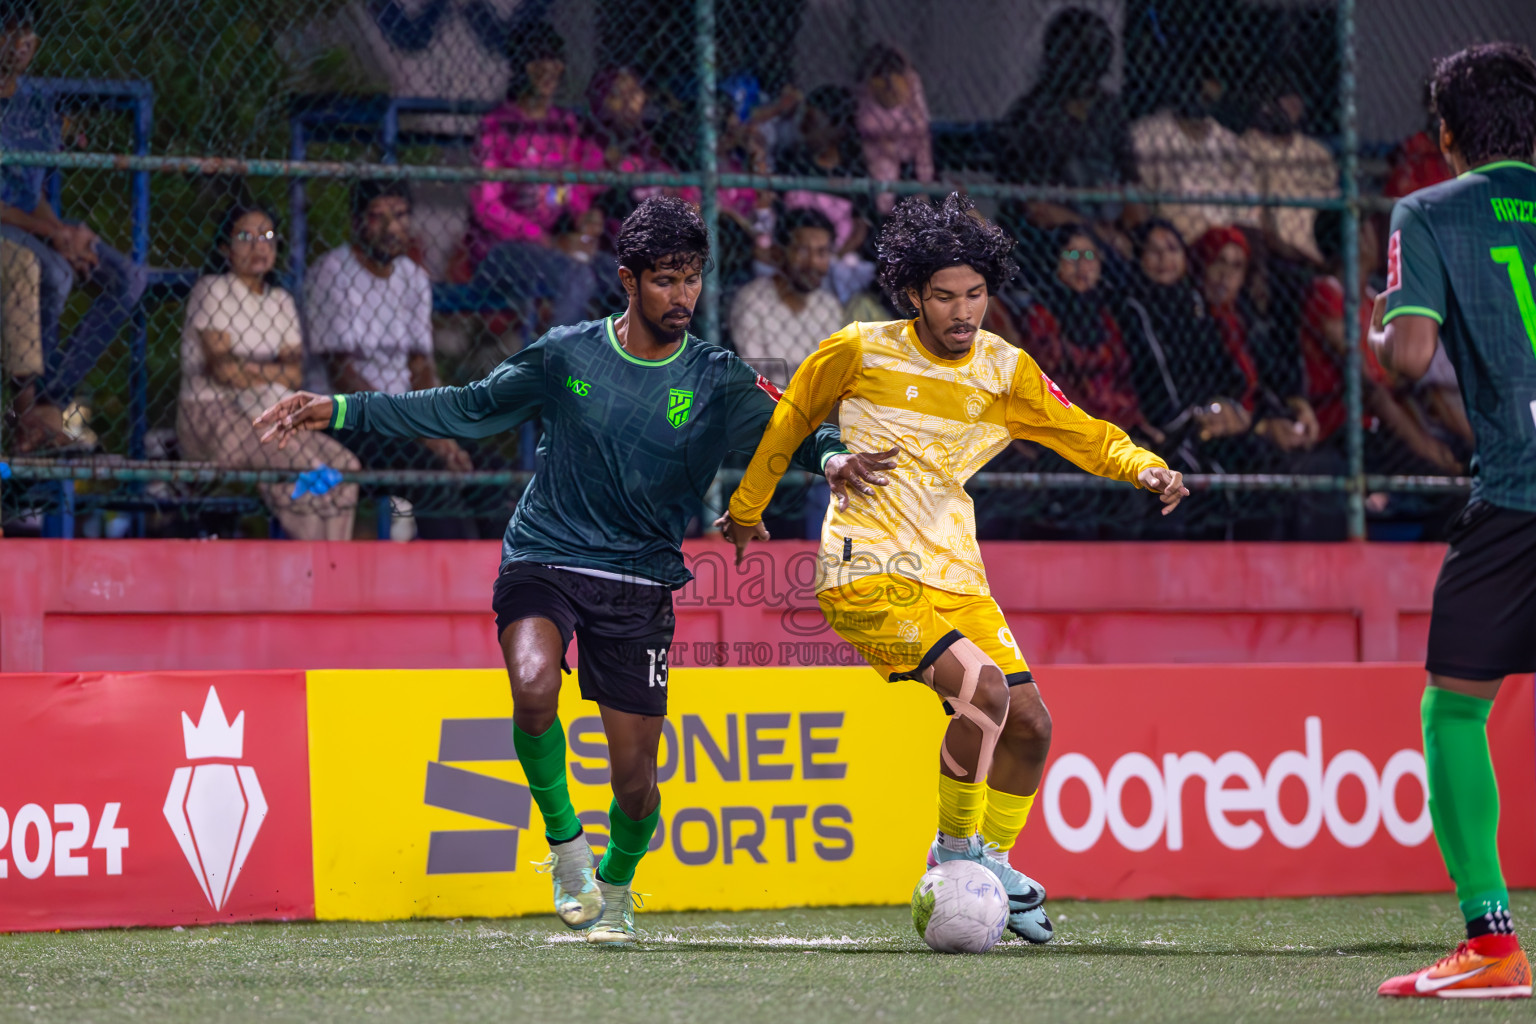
xmin=1421 ymin=687 xmax=1511 ymax=932
xmin=512 ymin=720 xmax=582 ymax=843
xmin=597 ymin=800 xmax=661 ymax=886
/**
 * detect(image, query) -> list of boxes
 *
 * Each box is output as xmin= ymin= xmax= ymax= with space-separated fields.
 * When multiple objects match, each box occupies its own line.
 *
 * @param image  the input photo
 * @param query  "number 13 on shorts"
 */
xmin=647 ymin=647 xmax=669 ymax=688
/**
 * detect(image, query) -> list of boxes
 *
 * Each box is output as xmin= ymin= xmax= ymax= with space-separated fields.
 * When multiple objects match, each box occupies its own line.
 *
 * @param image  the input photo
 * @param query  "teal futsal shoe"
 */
xmin=586 ymin=876 xmax=641 ymax=944
xmin=983 ymin=844 xmax=1054 ymax=944
xmin=534 ymin=833 xmax=602 ymax=929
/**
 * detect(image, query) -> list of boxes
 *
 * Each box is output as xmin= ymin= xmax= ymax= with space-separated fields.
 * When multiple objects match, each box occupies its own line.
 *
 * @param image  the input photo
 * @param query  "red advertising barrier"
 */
xmin=1 ymin=664 xmax=1530 ymax=931
xmin=1018 ymin=664 xmax=1536 ymax=899
xmin=0 ymin=671 xmax=313 ymax=931
xmin=0 ymin=540 xmax=1451 ymax=672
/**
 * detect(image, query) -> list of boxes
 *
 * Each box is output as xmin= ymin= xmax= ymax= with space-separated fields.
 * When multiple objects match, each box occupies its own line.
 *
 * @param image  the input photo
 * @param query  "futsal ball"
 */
xmin=910 ymin=860 xmax=1009 ymax=953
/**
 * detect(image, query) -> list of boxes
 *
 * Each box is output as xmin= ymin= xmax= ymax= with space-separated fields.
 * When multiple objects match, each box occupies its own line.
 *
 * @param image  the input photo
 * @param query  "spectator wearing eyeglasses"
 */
xmin=1022 ymin=227 xmax=1157 ymax=442
xmin=178 ymin=201 xmax=359 ymax=540
xmin=0 ymin=2 xmax=146 ymax=453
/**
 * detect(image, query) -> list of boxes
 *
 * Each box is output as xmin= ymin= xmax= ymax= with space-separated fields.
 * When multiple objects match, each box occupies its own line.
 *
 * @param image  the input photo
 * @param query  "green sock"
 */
xmin=1421 ymin=687 xmax=1510 ymax=929
xmin=596 ymin=799 xmax=660 ymax=886
xmin=512 ymin=720 xmax=582 ymax=843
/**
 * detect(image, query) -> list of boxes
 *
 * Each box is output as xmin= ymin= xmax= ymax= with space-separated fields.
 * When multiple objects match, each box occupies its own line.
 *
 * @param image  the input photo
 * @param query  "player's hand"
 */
xmin=713 ymin=513 xmax=770 ymax=567
xmin=825 ymin=447 xmax=898 ymax=512
xmin=254 ymin=392 xmax=334 ymax=450
xmin=1138 ymin=465 xmax=1188 ymax=516
xmin=421 ymin=437 xmax=473 ymax=473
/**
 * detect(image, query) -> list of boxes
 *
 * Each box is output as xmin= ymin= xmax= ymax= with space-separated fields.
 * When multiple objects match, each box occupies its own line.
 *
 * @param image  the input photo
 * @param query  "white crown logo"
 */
xmin=181 ymin=687 xmax=244 ymax=760
xmin=165 ymin=686 xmax=267 ymax=912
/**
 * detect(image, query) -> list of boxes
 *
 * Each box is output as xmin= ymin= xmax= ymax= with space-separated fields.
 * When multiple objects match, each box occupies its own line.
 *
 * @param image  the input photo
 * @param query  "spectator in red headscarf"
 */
xmin=1192 ymin=225 xmax=1320 ymax=454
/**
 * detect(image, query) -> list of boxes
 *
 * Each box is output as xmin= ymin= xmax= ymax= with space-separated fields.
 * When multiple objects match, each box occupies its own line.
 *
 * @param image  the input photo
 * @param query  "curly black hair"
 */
xmin=876 ymin=192 xmax=1017 ymax=316
xmin=1431 ymin=42 xmax=1536 ymax=167
xmin=614 ymin=195 xmax=711 ymax=275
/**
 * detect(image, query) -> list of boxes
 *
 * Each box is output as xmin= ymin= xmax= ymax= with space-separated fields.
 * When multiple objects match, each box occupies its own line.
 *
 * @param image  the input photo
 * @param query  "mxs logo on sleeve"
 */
xmin=0 ymin=672 xmax=314 ymax=932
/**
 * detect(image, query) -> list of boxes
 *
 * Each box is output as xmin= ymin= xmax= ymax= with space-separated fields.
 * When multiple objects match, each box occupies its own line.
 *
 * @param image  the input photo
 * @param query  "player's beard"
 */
xmin=645 ymin=306 xmax=693 ymax=346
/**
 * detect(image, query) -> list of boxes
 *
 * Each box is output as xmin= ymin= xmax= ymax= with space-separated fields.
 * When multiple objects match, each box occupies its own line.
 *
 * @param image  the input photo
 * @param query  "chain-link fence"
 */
xmin=0 ymin=0 xmax=1529 ymax=541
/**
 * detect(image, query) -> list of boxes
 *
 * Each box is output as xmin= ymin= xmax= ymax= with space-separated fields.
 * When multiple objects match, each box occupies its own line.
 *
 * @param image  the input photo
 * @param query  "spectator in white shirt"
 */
xmin=305 ymin=179 xmax=479 ymax=538
xmin=1131 ymin=72 xmax=1260 ymax=245
xmin=178 ymin=202 xmax=359 ymax=540
xmin=729 ymin=207 xmax=846 ymax=386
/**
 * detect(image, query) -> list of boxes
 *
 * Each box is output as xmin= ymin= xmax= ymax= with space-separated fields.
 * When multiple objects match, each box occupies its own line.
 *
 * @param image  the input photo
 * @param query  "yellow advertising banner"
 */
xmin=307 ymin=668 xmax=946 ymax=921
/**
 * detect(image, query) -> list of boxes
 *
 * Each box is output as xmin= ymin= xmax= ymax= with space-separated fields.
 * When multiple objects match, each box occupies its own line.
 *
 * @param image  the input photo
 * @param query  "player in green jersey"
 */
xmin=1371 ymin=43 xmax=1536 ymax=1000
xmin=255 ymin=197 xmax=893 ymax=943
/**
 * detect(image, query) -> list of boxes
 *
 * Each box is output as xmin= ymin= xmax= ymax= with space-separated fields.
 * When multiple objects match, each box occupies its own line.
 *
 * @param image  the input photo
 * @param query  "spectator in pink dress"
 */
xmin=855 ymin=44 xmax=933 ymax=215
xmin=468 ymin=23 xmax=608 ymax=328
xmin=585 ymin=66 xmax=701 ymax=234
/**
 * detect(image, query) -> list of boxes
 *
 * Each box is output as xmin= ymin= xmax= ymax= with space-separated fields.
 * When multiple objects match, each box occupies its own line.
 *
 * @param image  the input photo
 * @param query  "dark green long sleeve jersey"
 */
xmin=330 ymin=314 xmax=848 ymax=587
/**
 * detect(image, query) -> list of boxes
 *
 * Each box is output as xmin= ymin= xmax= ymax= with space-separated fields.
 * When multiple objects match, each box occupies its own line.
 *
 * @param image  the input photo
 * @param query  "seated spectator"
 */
xmin=466 ymin=22 xmax=607 ymax=330
xmin=729 ymin=207 xmax=845 ymax=386
xmin=1118 ymin=219 xmax=1251 ymax=451
xmin=1242 ymin=69 xmax=1338 ymax=266
xmin=775 ymin=85 xmax=877 ymax=304
xmin=308 ymin=179 xmax=481 ymax=540
xmin=2 ymin=239 xmax=40 ymax=392
xmin=1131 ymin=72 xmax=1260 ymax=246
xmin=1191 ymin=225 xmax=1319 ymax=454
xmin=993 ymin=8 xmax=1139 ymax=256
xmin=1021 ymin=227 xmax=1155 ymax=439
xmin=1302 ymin=209 xmax=1462 ymax=474
xmin=715 ymin=99 xmax=776 ymax=263
xmin=179 ymin=202 xmax=359 ymax=540
xmin=855 ymin=44 xmax=933 ymax=216
xmin=0 ymin=3 xmax=146 ymax=452
xmin=587 ymin=66 xmax=701 ymax=228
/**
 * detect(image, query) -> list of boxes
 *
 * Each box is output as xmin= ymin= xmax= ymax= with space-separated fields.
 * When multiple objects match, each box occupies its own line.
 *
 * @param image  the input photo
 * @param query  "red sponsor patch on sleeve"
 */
xmin=755 ymin=374 xmax=784 ymax=401
xmin=1041 ymin=372 xmax=1073 ymax=408
xmin=1384 ymin=230 xmax=1402 ymax=293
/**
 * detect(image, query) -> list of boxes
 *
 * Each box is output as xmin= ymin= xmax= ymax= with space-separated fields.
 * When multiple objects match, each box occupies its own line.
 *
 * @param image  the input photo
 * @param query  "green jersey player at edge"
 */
xmin=1371 ymin=42 xmax=1536 ymax=1001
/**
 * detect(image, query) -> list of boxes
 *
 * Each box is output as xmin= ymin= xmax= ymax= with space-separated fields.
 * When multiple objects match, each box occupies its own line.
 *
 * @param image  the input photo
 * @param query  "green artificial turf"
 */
xmin=3 ymin=893 xmax=1533 ymax=1023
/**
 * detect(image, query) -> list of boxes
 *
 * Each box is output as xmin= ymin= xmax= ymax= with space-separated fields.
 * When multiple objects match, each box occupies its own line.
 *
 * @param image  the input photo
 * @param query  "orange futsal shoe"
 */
xmin=1378 ymin=938 xmax=1532 ymax=999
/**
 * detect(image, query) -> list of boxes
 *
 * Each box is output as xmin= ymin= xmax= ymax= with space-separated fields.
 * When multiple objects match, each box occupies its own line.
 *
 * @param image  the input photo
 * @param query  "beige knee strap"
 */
xmin=922 ymin=637 xmax=1006 ymax=782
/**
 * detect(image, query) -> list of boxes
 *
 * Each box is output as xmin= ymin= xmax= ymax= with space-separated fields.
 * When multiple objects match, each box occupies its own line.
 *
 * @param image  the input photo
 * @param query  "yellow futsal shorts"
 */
xmin=817 ymin=574 xmax=1032 ymax=684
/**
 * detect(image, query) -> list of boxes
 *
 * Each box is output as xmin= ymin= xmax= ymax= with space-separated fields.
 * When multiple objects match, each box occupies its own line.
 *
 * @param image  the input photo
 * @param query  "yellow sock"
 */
xmin=936 ymin=774 xmax=986 ymax=837
xmin=980 ymin=786 xmax=1036 ymax=852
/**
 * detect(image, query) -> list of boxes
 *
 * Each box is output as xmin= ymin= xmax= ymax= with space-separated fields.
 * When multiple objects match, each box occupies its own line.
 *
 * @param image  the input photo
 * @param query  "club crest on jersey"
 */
xmin=1042 ymin=373 xmax=1072 ymax=408
xmin=667 ymin=388 xmax=694 ymax=428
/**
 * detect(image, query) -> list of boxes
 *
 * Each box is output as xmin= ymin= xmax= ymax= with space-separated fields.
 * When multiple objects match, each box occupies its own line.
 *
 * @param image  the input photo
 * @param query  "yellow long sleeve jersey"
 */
xmin=728 ymin=319 xmax=1169 ymax=597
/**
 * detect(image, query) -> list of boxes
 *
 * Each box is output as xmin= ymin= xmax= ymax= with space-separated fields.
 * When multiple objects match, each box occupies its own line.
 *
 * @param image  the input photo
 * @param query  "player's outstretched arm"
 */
xmin=718 ymin=330 xmax=863 ymax=563
xmin=1007 ymin=352 xmax=1187 ymax=515
xmin=254 ymin=392 xmax=334 ymax=449
xmin=259 ymin=342 xmax=550 ymax=446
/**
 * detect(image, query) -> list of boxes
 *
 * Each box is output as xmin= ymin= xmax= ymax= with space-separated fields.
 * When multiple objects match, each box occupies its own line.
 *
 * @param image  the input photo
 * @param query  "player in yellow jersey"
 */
xmin=719 ymin=193 xmax=1187 ymax=942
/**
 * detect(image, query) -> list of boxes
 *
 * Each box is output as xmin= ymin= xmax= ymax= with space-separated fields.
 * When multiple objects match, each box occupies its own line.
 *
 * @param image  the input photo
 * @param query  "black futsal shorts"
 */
xmin=492 ymin=561 xmax=675 ymax=716
xmin=1425 ymin=500 xmax=1536 ymax=681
